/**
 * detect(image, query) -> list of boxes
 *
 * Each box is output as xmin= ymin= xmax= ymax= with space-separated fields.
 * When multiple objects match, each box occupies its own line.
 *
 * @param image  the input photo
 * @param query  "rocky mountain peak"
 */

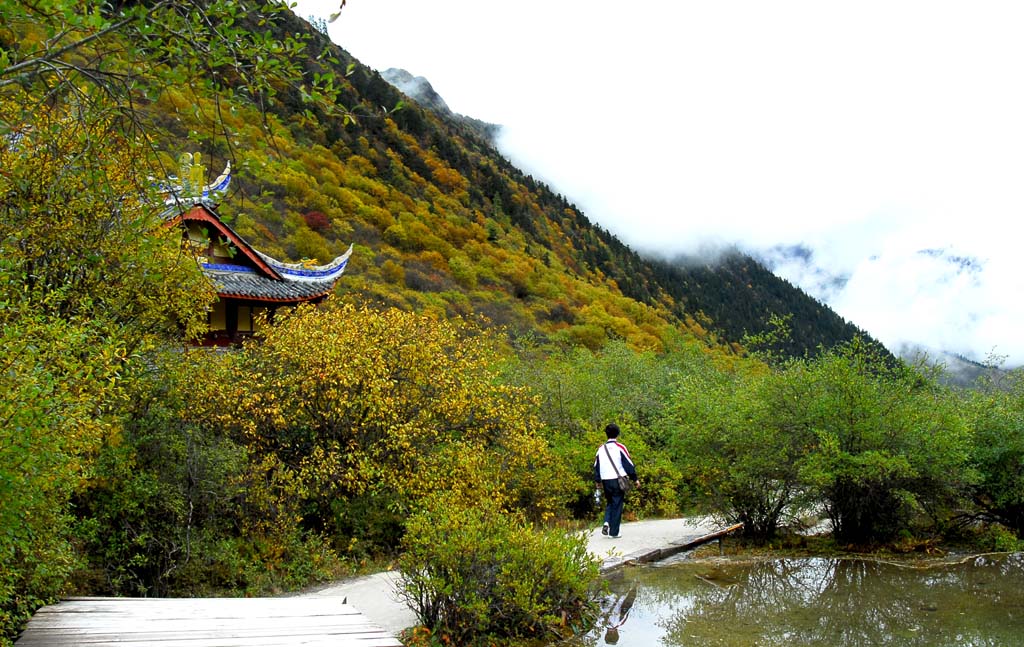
xmin=380 ymin=67 xmax=502 ymax=144
xmin=381 ymin=68 xmax=452 ymax=115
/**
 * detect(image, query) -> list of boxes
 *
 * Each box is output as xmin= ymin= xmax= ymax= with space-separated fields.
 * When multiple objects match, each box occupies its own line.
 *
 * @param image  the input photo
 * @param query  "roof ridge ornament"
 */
xmin=158 ymin=152 xmax=231 ymax=207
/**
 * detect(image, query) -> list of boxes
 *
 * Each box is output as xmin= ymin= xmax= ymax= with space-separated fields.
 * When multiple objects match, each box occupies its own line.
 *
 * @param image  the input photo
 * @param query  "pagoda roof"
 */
xmin=162 ymin=157 xmax=352 ymax=304
xmin=204 ymin=245 xmax=352 ymax=303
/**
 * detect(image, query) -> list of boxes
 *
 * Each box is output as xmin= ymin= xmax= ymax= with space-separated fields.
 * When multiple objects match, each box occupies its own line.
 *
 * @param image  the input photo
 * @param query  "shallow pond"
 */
xmin=564 ymin=553 xmax=1024 ymax=646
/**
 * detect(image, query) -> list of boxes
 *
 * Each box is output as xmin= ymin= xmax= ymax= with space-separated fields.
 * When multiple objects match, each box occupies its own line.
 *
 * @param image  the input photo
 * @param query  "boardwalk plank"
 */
xmin=16 ymin=597 xmax=401 ymax=646
xmin=15 ymin=624 xmax=384 ymax=638
xmin=23 ymin=618 xmax=380 ymax=630
xmin=41 ymin=598 xmax=363 ymax=613
xmin=17 ymin=637 xmax=401 ymax=647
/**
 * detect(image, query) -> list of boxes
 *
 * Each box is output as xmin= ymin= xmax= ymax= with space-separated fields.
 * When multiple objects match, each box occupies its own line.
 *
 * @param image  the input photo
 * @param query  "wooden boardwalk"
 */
xmin=16 ymin=518 xmax=745 ymax=644
xmin=629 ymin=522 xmax=744 ymax=566
xmin=591 ymin=519 xmax=745 ymax=572
xmin=15 ymin=596 xmax=401 ymax=646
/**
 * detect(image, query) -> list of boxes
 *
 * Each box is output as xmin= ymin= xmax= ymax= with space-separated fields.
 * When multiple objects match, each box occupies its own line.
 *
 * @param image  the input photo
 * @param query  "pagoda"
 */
xmin=162 ymin=153 xmax=352 ymax=346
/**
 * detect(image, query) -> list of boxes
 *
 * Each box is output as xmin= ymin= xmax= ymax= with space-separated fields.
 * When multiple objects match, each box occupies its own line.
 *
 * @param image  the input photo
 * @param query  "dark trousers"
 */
xmin=601 ymin=479 xmax=626 ymax=536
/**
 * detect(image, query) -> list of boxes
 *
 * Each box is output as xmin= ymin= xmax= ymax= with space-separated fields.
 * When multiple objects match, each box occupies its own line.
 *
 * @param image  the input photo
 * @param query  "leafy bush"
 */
xmin=672 ymin=339 xmax=972 ymax=544
xmin=398 ymin=500 xmax=600 ymax=646
xmin=627 ymin=452 xmax=685 ymax=518
xmin=978 ymin=524 xmax=1024 ymax=553
xmin=672 ymin=367 xmax=813 ymax=541
xmin=0 ymin=104 xmax=212 ymax=643
xmin=203 ymin=300 xmax=573 ymax=554
xmin=964 ymin=370 xmax=1024 ymax=535
xmin=505 ymin=339 xmax=703 ymax=519
xmin=73 ymin=348 xmax=347 ymax=597
xmin=793 ymin=342 xmax=970 ymax=544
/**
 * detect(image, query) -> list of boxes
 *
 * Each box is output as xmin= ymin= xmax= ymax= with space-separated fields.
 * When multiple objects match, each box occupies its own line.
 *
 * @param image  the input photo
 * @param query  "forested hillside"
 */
xmin=157 ymin=8 xmax=872 ymax=358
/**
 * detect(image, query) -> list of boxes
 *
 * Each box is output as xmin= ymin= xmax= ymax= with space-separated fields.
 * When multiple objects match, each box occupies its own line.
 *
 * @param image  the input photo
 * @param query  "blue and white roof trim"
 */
xmin=256 ymin=245 xmax=353 ymax=282
xmin=201 ymin=245 xmax=353 ymax=300
xmin=163 ymin=152 xmax=354 ymax=302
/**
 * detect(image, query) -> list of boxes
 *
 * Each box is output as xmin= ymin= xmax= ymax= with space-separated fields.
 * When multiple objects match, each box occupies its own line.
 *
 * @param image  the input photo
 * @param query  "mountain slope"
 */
xmin=158 ymin=8 xmax=878 ymax=358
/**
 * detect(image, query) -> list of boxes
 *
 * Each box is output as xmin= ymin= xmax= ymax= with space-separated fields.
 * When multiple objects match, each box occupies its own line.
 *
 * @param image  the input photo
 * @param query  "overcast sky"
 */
xmin=298 ymin=0 xmax=1024 ymax=367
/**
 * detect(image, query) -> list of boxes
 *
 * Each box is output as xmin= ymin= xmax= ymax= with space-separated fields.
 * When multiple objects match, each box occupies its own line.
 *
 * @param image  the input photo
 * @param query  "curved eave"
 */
xmin=204 ymin=257 xmax=350 ymax=303
xmin=218 ymin=291 xmax=335 ymax=305
xmin=208 ymin=273 xmax=338 ymax=303
xmin=256 ymin=245 xmax=354 ymax=283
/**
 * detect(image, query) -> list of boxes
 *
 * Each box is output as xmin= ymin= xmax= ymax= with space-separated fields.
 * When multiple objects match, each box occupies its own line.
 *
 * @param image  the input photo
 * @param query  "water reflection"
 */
xmin=566 ymin=553 xmax=1024 ymax=647
xmin=602 ymin=585 xmax=636 ymax=644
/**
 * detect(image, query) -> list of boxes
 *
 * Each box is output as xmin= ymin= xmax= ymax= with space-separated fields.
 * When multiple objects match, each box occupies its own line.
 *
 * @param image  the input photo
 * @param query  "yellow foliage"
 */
xmin=207 ymin=300 xmax=569 ymax=537
xmin=381 ymin=259 xmax=405 ymax=284
xmin=431 ymin=166 xmax=468 ymax=193
xmin=346 ymin=154 xmax=376 ymax=177
xmin=419 ymin=250 xmax=449 ymax=272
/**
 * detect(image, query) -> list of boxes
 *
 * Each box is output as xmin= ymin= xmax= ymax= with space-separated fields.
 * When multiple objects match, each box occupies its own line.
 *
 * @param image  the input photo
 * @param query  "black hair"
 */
xmin=604 ymin=423 xmax=620 ymax=439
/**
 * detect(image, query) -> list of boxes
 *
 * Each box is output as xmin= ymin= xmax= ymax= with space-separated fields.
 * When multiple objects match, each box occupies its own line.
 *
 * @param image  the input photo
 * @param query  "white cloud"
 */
xmin=298 ymin=0 xmax=1024 ymax=365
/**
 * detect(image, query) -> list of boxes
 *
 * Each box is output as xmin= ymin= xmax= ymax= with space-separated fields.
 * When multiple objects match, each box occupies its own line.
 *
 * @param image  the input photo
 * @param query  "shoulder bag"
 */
xmin=603 ymin=443 xmax=633 ymax=492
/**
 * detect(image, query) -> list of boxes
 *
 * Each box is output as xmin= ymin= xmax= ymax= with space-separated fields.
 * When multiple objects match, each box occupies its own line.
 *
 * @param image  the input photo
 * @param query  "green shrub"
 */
xmin=673 ymin=340 xmax=971 ymax=544
xmin=671 ymin=368 xmax=813 ymax=541
xmin=398 ymin=500 xmax=600 ymax=646
xmin=964 ymin=371 xmax=1024 ymax=536
xmin=979 ymin=524 xmax=1024 ymax=553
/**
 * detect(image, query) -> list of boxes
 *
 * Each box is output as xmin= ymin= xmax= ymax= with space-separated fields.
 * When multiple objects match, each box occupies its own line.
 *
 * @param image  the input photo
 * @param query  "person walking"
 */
xmin=593 ymin=422 xmax=638 ymax=538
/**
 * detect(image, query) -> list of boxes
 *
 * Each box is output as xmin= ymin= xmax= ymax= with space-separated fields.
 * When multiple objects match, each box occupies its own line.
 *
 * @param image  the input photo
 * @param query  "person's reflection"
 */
xmin=603 ymin=586 xmax=637 ymax=644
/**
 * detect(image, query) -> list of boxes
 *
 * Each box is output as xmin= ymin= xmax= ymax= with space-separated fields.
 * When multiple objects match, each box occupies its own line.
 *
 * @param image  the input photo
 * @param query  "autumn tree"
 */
xmin=504 ymin=339 xmax=715 ymax=519
xmin=0 ymin=105 xmax=213 ymax=639
xmin=671 ymin=366 xmax=815 ymax=541
xmin=1 ymin=0 xmax=346 ymax=139
xmin=0 ymin=1 xmax=345 ymax=640
xmin=205 ymin=300 xmax=573 ymax=555
xmin=794 ymin=341 xmax=969 ymax=544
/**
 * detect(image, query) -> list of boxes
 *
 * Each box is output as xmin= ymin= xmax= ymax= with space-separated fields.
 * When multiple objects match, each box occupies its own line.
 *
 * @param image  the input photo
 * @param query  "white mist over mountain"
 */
xmin=758 ymin=242 xmax=1019 ymax=367
xmin=299 ymin=0 xmax=1024 ymax=367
